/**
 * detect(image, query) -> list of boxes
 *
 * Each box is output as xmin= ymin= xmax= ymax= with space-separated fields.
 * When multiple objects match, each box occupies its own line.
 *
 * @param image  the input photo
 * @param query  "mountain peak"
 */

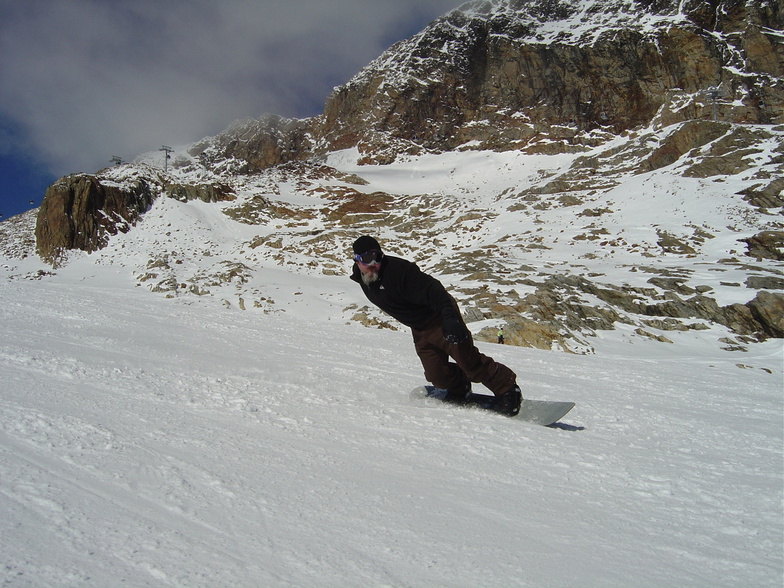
xmin=313 ymin=0 xmax=779 ymax=164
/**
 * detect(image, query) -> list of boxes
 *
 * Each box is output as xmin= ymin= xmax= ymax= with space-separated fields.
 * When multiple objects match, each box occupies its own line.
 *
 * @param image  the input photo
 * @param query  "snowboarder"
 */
xmin=497 ymin=327 xmax=504 ymax=344
xmin=350 ymin=236 xmax=522 ymax=416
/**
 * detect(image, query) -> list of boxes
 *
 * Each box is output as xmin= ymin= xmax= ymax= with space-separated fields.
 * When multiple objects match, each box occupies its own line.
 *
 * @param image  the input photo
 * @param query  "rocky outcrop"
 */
xmin=35 ymin=173 xmax=156 ymax=266
xmin=739 ymin=177 xmax=784 ymax=210
xmin=747 ymin=290 xmax=784 ymax=338
xmin=34 ymin=164 xmax=237 ymax=263
xmin=186 ymin=0 xmax=782 ymax=170
xmin=164 ymin=182 xmax=235 ymax=203
xmin=309 ymin=0 xmax=782 ymax=162
xmin=190 ymin=115 xmax=313 ymax=174
xmin=742 ymin=231 xmax=784 ymax=261
xmin=467 ymin=270 xmax=784 ymax=351
xmin=641 ymin=121 xmax=732 ymax=173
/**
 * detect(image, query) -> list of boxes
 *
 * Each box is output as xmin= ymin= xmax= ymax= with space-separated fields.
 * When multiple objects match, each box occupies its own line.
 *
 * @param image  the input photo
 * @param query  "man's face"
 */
xmin=358 ymin=260 xmax=380 ymax=285
xmin=354 ymin=250 xmax=382 ymax=285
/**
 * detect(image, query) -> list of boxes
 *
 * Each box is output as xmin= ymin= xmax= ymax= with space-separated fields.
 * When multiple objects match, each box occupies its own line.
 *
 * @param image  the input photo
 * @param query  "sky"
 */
xmin=0 ymin=0 xmax=464 ymax=220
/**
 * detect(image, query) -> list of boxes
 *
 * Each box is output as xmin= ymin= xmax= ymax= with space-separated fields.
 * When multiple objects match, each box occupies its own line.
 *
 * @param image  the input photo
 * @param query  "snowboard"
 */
xmin=411 ymin=385 xmax=575 ymax=427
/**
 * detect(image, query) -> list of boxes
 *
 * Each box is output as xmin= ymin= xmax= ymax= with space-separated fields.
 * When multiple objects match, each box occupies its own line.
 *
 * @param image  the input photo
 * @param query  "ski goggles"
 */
xmin=353 ymin=250 xmax=382 ymax=265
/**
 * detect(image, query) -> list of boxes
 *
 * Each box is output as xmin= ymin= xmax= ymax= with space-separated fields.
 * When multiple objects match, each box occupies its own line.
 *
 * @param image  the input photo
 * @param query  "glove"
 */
xmin=441 ymin=306 xmax=469 ymax=344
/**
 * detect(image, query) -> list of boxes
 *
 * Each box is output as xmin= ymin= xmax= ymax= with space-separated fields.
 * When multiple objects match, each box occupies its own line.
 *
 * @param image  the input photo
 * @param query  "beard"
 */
xmin=360 ymin=267 xmax=379 ymax=286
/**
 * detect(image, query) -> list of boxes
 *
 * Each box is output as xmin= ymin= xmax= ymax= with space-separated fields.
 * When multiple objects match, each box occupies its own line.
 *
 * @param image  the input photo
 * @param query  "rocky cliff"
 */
xmin=205 ymin=0 xmax=782 ymax=165
xmin=35 ymin=166 xmax=237 ymax=265
xmin=35 ymin=173 xmax=156 ymax=266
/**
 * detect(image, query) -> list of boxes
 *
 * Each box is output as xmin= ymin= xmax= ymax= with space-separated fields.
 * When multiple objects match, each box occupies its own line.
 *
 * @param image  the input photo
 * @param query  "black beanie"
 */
xmin=353 ymin=236 xmax=382 ymax=254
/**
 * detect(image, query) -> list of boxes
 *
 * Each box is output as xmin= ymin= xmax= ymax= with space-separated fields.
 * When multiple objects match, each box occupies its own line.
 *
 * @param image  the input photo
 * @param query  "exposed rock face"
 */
xmin=747 ymin=290 xmax=784 ymax=337
xmin=310 ymin=0 xmax=782 ymax=162
xmin=164 ymin=182 xmax=235 ymax=203
xmin=189 ymin=115 xmax=312 ymax=174
xmin=34 ymin=162 xmax=238 ymax=264
xmin=35 ymin=173 xmax=155 ymax=265
xmin=742 ymin=231 xmax=784 ymax=261
xmin=739 ymin=177 xmax=784 ymax=210
xmin=472 ymin=273 xmax=784 ymax=348
xmin=198 ymin=0 xmax=781 ymax=168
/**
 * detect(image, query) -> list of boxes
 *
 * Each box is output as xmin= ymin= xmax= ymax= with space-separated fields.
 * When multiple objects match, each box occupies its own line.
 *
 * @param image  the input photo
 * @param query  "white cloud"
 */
xmin=0 ymin=0 xmax=462 ymax=176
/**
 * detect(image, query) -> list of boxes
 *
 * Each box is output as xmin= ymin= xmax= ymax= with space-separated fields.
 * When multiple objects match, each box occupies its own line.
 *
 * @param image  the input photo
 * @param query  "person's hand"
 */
xmin=441 ymin=307 xmax=469 ymax=344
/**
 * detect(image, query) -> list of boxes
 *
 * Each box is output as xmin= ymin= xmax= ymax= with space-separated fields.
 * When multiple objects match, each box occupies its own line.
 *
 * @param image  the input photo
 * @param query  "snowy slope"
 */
xmin=1 ymin=245 xmax=782 ymax=586
xmin=2 ymin=114 xmax=783 ymax=588
xmin=87 ymin=124 xmax=784 ymax=356
xmin=2 ymin=0 xmax=781 ymax=581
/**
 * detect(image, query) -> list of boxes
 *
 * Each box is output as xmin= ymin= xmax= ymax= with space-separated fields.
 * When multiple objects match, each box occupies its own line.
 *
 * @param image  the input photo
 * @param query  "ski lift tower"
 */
xmin=706 ymin=87 xmax=720 ymax=122
xmin=160 ymin=145 xmax=173 ymax=172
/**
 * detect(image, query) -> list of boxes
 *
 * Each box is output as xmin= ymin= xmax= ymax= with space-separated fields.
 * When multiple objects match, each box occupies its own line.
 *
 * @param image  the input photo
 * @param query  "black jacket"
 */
xmin=350 ymin=255 xmax=455 ymax=330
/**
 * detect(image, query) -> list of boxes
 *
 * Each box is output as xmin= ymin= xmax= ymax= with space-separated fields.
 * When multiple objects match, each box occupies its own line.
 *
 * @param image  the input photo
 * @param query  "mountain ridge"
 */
xmin=183 ymin=0 xmax=782 ymax=170
xmin=3 ymin=0 xmax=783 ymax=353
xmin=313 ymin=0 xmax=781 ymax=161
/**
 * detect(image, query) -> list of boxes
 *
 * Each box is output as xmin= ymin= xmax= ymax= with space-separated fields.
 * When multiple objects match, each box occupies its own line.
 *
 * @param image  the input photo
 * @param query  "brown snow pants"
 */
xmin=411 ymin=312 xmax=517 ymax=397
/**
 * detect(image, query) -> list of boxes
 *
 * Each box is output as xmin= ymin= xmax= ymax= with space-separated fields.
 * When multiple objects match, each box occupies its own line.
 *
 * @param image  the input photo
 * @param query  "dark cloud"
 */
xmin=0 ymin=0 xmax=462 ymax=177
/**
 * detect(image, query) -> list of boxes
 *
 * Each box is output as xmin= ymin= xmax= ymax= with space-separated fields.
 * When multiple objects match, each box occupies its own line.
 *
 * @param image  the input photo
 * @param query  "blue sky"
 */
xmin=0 ymin=0 xmax=462 ymax=220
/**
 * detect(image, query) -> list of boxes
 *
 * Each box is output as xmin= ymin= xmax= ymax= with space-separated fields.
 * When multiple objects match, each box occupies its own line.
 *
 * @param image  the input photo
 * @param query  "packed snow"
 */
xmin=2 ymin=117 xmax=784 ymax=588
xmin=1 ymin=226 xmax=782 ymax=587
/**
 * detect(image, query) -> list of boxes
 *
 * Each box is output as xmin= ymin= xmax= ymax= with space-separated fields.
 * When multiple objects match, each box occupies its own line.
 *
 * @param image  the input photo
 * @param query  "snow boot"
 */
xmin=494 ymin=385 xmax=522 ymax=417
xmin=442 ymin=382 xmax=472 ymax=405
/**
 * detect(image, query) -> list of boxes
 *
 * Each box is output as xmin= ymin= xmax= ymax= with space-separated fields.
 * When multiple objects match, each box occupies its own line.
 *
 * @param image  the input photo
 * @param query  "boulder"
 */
xmin=742 ymin=231 xmax=784 ymax=261
xmin=747 ymin=291 xmax=784 ymax=338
